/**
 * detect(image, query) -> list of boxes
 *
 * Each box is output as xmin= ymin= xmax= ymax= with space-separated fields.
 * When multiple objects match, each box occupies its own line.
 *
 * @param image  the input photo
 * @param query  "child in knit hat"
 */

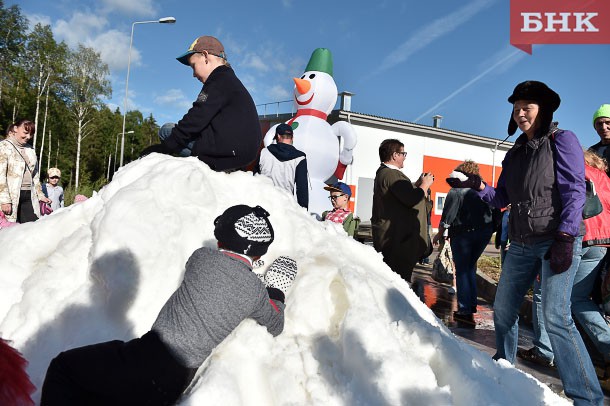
xmin=41 ymin=204 xmax=297 ymax=405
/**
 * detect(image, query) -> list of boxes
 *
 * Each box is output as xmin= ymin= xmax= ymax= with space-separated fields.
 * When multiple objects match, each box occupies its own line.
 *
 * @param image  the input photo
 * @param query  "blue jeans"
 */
xmin=530 ymin=261 xmax=555 ymax=362
xmin=493 ymin=237 xmax=603 ymax=406
xmin=450 ymin=226 xmax=493 ymax=313
xmin=158 ymin=122 xmax=193 ymax=157
xmin=572 ymin=246 xmax=610 ymax=361
xmin=532 ymin=247 xmax=609 ymax=364
xmin=500 ymin=241 xmax=508 ymax=265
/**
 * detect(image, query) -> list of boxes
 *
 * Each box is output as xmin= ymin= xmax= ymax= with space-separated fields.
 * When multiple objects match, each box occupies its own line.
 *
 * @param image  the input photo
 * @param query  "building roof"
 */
xmin=329 ymin=110 xmax=514 ymax=151
xmin=259 ymin=109 xmax=515 ymax=151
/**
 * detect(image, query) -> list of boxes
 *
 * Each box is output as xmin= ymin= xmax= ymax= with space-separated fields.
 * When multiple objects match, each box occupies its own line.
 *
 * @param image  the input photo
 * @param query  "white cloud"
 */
xmin=92 ymin=29 xmax=139 ymax=71
xmin=239 ymin=73 xmax=258 ymax=96
xmin=154 ymin=88 xmax=192 ymax=110
xmin=26 ymin=14 xmax=52 ymax=31
xmin=372 ymin=0 xmax=496 ymax=76
xmin=122 ymin=87 xmax=136 ymax=112
xmin=268 ymin=84 xmax=291 ymax=101
xmin=53 ymin=12 xmax=108 ymax=48
xmin=476 ymin=46 xmax=528 ymax=77
xmin=243 ymin=53 xmax=271 ymax=73
xmin=51 ymin=11 xmax=142 ymax=72
xmin=99 ymin=0 xmax=158 ymax=17
xmin=413 ymin=48 xmax=523 ymax=122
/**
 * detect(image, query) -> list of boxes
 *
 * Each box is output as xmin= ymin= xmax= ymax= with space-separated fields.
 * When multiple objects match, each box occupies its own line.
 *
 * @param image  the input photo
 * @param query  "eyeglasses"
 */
xmin=329 ymin=194 xmax=346 ymax=200
xmin=50 ymin=176 xmax=60 ymax=179
xmin=396 ymin=151 xmax=407 ymax=157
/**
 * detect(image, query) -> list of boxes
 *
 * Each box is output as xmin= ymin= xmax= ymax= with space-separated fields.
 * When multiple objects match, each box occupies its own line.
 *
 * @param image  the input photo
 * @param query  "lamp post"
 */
xmin=120 ymin=16 xmax=176 ymax=168
xmin=115 ymin=130 xmax=134 ymax=172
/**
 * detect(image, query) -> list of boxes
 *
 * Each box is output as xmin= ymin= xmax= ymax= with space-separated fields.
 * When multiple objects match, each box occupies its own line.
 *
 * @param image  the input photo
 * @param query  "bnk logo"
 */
xmin=510 ymin=0 xmax=610 ymax=54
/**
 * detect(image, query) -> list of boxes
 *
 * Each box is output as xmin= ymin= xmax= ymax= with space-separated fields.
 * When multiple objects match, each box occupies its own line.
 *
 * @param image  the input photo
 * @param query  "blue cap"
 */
xmin=324 ymin=182 xmax=351 ymax=197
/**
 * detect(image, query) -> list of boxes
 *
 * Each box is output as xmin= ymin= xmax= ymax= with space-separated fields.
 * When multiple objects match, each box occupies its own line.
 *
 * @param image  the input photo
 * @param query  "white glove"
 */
xmin=447 ymin=170 xmax=468 ymax=181
xmin=264 ymin=256 xmax=298 ymax=295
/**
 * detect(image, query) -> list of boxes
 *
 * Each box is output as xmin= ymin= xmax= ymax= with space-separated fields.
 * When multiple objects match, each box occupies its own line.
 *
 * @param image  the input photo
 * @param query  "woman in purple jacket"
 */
xmin=448 ymin=81 xmax=603 ymax=405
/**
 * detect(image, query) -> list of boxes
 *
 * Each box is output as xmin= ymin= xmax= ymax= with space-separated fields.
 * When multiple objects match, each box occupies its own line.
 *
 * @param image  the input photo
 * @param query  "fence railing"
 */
xmin=256 ymin=100 xmax=295 ymax=118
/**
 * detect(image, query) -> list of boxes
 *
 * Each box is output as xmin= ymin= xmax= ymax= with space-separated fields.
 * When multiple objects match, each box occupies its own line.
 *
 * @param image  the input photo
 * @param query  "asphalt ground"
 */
xmin=412 ymin=243 xmax=610 ymax=404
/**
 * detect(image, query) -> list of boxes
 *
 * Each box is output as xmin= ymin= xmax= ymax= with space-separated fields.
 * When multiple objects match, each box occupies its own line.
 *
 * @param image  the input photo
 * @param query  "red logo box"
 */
xmin=510 ymin=0 xmax=610 ymax=54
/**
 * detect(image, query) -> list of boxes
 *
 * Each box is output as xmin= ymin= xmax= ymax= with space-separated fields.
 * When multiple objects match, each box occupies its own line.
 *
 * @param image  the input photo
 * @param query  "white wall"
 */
xmin=342 ymin=123 xmax=508 ymax=220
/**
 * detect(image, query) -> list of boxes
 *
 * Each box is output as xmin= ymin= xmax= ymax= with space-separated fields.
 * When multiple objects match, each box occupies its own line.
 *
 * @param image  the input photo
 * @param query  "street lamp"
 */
xmin=115 ymin=130 xmax=134 ymax=172
xmin=120 ymin=16 xmax=176 ymax=167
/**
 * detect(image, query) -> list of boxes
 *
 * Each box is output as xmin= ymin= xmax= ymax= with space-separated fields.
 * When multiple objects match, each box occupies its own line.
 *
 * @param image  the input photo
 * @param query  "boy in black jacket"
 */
xmin=142 ymin=36 xmax=262 ymax=172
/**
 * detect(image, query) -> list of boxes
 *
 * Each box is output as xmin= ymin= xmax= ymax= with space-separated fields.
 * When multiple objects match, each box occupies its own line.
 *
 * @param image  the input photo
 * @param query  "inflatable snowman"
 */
xmin=264 ymin=48 xmax=357 ymax=216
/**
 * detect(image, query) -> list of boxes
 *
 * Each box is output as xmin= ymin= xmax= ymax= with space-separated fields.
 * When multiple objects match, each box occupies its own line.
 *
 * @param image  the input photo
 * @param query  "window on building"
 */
xmin=435 ymin=193 xmax=447 ymax=216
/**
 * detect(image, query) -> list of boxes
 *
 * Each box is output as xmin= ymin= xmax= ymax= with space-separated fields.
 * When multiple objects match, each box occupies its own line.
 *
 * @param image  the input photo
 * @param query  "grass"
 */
xmin=477 ymin=255 xmax=502 ymax=283
xmin=477 ymin=254 xmax=534 ymax=297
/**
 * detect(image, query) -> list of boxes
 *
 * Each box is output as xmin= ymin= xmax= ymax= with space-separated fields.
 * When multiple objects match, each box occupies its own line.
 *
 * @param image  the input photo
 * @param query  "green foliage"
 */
xmin=0 ymin=2 xmax=163 ymax=195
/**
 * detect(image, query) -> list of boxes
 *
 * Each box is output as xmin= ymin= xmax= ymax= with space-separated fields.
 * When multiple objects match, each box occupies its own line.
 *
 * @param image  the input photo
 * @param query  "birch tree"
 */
xmin=25 ymin=24 xmax=67 ymax=148
xmin=39 ymin=85 xmax=49 ymax=169
xmin=64 ymin=45 xmax=110 ymax=192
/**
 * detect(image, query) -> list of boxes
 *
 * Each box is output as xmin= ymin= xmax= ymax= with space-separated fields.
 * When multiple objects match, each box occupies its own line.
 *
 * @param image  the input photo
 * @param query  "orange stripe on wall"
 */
xmin=423 ymin=156 xmax=502 ymax=229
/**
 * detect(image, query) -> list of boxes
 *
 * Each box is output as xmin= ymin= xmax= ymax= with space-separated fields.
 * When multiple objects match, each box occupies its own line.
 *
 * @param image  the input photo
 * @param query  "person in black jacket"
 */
xmin=433 ymin=160 xmax=494 ymax=324
xmin=141 ymin=36 xmax=262 ymax=172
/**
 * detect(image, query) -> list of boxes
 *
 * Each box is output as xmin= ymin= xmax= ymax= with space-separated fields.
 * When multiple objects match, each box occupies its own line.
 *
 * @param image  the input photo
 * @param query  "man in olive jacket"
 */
xmin=371 ymin=139 xmax=434 ymax=282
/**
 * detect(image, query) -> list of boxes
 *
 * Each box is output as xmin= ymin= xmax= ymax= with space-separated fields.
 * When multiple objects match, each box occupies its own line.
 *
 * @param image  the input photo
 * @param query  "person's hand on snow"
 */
xmin=264 ymin=256 xmax=298 ymax=303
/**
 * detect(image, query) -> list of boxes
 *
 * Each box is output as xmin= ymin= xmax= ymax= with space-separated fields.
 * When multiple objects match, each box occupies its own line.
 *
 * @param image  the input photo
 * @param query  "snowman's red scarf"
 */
xmin=287 ymin=109 xmax=327 ymax=124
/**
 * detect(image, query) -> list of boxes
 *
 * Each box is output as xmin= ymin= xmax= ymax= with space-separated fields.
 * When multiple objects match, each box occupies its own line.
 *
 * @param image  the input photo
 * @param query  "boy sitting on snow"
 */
xmin=41 ymin=204 xmax=297 ymax=405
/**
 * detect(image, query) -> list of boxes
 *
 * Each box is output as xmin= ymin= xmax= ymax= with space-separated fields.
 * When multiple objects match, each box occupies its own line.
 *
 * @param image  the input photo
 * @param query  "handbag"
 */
xmin=39 ymin=201 xmax=53 ymax=216
xmin=432 ymin=242 xmax=455 ymax=283
xmin=583 ymin=178 xmax=603 ymax=219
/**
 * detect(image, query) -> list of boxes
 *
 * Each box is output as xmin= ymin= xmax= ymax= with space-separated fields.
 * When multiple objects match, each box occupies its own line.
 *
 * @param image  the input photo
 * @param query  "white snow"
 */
xmin=0 ymin=154 xmax=567 ymax=405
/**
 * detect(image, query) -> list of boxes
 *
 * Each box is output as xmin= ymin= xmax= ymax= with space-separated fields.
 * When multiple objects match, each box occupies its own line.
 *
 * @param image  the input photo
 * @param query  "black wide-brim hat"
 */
xmin=507 ymin=81 xmax=560 ymax=135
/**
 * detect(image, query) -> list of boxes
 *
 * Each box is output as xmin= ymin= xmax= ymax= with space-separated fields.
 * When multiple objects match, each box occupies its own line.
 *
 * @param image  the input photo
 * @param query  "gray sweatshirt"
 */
xmin=152 ymin=247 xmax=285 ymax=368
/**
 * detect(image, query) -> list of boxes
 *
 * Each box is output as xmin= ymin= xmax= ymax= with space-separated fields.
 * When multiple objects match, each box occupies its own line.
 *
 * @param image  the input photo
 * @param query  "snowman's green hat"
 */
xmin=305 ymin=48 xmax=333 ymax=77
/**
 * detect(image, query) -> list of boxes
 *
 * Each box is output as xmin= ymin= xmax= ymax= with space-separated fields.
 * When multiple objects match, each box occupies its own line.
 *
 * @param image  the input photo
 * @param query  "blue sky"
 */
xmin=14 ymin=0 xmax=610 ymax=148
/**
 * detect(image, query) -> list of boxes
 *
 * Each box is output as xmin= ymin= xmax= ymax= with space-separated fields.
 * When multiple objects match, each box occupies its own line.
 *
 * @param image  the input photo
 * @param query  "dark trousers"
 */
xmin=17 ymin=190 xmax=37 ymax=223
xmin=450 ymin=226 xmax=493 ymax=313
xmin=382 ymin=234 xmax=427 ymax=283
xmin=41 ymin=331 xmax=197 ymax=406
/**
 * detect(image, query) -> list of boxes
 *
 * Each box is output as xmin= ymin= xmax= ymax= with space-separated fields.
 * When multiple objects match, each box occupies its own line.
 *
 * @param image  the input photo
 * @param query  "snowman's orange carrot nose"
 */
xmin=293 ymin=78 xmax=311 ymax=95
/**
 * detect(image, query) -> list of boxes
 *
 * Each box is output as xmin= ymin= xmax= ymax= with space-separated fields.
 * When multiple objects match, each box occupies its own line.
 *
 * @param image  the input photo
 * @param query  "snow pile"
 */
xmin=0 ymin=154 xmax=566 ymax=405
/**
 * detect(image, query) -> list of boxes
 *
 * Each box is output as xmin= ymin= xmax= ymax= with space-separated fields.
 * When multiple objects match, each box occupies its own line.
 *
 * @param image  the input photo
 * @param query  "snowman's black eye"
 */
xmin=300 ymin=74 xmax=306 ymax=79
xmin=309 ymin=74 xmax=316 ymax=79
